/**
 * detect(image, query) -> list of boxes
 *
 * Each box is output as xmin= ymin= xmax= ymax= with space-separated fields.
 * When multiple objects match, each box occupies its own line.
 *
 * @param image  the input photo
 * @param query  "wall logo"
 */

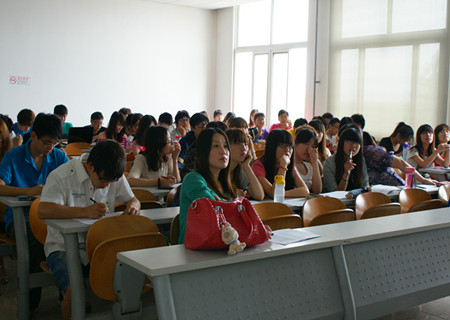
xmin=9 ymin=76 xmax=30 ymax=85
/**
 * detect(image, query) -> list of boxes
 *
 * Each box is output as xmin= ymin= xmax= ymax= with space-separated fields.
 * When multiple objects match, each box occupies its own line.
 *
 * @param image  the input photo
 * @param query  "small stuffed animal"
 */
xmin=221 ymin=222 xmax=246 ymax=255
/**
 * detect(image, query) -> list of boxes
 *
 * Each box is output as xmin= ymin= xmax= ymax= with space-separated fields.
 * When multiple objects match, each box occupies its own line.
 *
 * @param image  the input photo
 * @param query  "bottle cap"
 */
xmin=274 ymin=175 xmax=286 ymax=185
xmin=403 ymin=142 xmax=410 ymax=148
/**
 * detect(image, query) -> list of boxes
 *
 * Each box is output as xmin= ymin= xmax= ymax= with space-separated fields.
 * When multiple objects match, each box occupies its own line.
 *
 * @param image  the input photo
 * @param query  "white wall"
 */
xmin=0 ymin=0 xmax=216 ymax=126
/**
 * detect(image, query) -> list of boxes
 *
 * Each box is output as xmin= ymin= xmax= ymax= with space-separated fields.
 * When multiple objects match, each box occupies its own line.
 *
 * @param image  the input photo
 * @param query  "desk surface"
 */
xmin=45 ymin=206 xmax=179 ymax=234
xmin=133 ymin=186 xmax=172 ymax=198
xmin=0 ymin=195 xmax=34 ymax=207
xmin=118 ymin=207 xmax=450 ymax=278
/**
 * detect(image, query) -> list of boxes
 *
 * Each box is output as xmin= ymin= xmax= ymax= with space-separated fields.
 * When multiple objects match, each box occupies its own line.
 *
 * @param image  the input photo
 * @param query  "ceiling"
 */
xmin=144 ymin=0 xmax=259 ymax=10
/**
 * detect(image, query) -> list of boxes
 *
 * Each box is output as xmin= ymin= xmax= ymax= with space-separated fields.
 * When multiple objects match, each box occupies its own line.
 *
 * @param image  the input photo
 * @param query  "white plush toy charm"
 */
xmin=221 ymin=222 xmax=246 ymax=255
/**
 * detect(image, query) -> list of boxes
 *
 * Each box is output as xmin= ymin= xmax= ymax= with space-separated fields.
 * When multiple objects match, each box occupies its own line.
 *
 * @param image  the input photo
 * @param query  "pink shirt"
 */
xmin=251 ymin=158 xmax=298 ymax=178
xmin=269 ymin=123 xmax=291 ymax=132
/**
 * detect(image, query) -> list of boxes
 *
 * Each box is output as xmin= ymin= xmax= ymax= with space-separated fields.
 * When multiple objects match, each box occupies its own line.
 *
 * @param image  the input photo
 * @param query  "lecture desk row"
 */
xmin=0 ymin=184 xmax=442 ymax=319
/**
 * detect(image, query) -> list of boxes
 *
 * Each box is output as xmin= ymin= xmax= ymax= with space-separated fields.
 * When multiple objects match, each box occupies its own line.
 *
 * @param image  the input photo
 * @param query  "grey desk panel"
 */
xmin=165 ymin=248 xmax=343 ymax=320
xmin=343 ymin=227 xmax=450 ymax=319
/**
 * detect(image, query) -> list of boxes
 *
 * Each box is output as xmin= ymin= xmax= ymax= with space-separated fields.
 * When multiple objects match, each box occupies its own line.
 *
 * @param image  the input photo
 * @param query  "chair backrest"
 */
xmin=252 ymin=202 xmax=294 ymax=220
xmin=63 ymin=142 xmax=91 ymax=156
xmin=359 ymin=203 xmax=401 ymax=220
xmin=115 ymin=200 xmax=162 ymax=212
xmin=166 ymin=185 xmax=180 ymax=208
xmin=308 ymin=209 xmax=355 ymax=227
xmin=132 ymin=189 xmax=158 ymax=202
xmin=263 ymin=214 xmax=303 ymax=231
xmin=355 ymin=192 xmax=391 ymax=218
xmin=438 ymin=184 xmax=450 ymax=205
xmin=89 ymin=232 xmax=167 ymax=301
xmin=302 ymin=197 xmax=347 ymax=227
xmin=170 ymin=214 xmax=180 ymax=245
xmin=399 ymin=189 xmax=432 ymax=213
xmin=29 ymin=197 xmax=47 ymax=245
xmin=407 ymin=199 xmax=444 ymax=213
xmin=125 ymin=160 xmax=133 ymax=172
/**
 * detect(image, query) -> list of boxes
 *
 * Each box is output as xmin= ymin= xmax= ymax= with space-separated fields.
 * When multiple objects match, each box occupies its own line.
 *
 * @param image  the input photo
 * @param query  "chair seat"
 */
xmin=358 ymin=203 xmax=401 ymax=220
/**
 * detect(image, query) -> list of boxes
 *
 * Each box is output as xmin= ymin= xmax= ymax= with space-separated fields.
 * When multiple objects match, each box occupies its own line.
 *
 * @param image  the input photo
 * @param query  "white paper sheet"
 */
xmin=74 ymin=212 xmax=122 ymax=225
xmin=270 ymin=228 xmax=320 ymax=245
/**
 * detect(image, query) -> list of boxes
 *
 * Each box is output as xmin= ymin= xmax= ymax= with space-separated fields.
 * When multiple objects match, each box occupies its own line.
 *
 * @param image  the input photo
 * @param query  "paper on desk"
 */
xmin=270 ymin=229 xmax=320 ymax=245
xmin=74 ymin=212 xmax=122 ymax=225
xmin=370 ymin=184 xmax=402 ymax=195
xmin=320 ymin=191 xmax=348 ymax=200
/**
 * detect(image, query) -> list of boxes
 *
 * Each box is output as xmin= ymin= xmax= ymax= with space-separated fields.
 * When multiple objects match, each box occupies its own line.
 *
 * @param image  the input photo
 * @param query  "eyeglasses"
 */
xmin=196 ymin=122 xmax=207 ymax=129
xmin=40 ymin=138 xmax=58 ymax=147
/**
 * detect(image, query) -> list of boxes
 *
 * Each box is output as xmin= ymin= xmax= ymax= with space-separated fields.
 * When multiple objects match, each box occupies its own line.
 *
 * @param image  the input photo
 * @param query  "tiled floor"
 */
xmin=0 ymin=255 xmax=449 ymax=319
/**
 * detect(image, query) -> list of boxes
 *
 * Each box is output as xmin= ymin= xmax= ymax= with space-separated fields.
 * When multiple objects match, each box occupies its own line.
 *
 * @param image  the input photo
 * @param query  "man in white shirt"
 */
xmin=38 ymin=140 xmax=140 ymax=319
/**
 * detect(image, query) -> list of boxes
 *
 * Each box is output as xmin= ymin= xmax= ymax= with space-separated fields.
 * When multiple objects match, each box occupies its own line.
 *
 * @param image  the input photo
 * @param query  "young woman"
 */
xmin=294 ymin=126 xmax=322 ymax=194
xmin=223 ymin=112 xmax=235 ymax=127
xmin=127 ymin=115 xmax=155 ymax=155
xmin=406 ymin=124 xmax=450 ymax=169
xmin=250 ymin=112 xmax=269 ymax=143
xmin=127 ymin=126 xmax=181 ymax=188
xmin=379 ymin=122 xmax=414 ymax=156
xmin=323 ymin=127 xmax=369 ymax=192
xmin=179 ymin=128 xmax=236 ymax=243
xmin=248 ymin=109 xmax=258 ymax=128
xmin=269 ymin=109 xmax=291 ymax=132
xmin=251 ymin=129 xmax=309 ymax=198
xmin=226 ymin=129 xmax=264 ymax=200
xmin=97 ymin=111 xmax=129 ymax=149
xmin=124 ymin=113 xmax=142 ymax=142
xmin=228 ymin=117 xmax=257 ymax=159
xmin=434 ymin=124 xmax=450 ymax=161
xmin=308 ymin=119 xmax=331 ymax=163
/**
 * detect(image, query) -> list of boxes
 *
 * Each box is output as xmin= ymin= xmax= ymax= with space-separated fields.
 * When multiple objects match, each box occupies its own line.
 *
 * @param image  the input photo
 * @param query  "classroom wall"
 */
xmin=0 ymin=0 xmax=216 ymax=126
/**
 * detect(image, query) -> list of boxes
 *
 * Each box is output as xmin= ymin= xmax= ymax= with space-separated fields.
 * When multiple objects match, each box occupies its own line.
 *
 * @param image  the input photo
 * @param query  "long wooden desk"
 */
xmin=44 ymin=206 xmax=179 ymax=320
xmin=116 ymin=208 xmax=450 ymax=319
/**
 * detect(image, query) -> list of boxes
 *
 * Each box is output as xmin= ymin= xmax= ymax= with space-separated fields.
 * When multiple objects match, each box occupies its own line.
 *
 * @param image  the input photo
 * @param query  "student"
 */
xmin=294 ymin=126 xmax=322 ymax=194
xmin=363 ymin=132 xmax=435 ymax=186
xmin=323 ymin=127 xmax=369 ymax=192
xmin=13 ymin=108 xmax=35 ymax=137
xmin=325 ymin=117 xmax=340 ymax=153
xmin=38 ymin=140 xmax=140 ymax=320
xmin=83 ymin=111 xmax=106 ymax=143
xmin=97 ymin=111 xmax=129 ymax=149
xmin=309 ymin=119 xmax=331 ymax=163
xmin=250 ymin=112 xmax=269 ymax=143
xmin=118 ymin=107 xmax=132 ymax=118
xmin=179 ymin=112 xmax=209 ymax=164
xmin=379 ymin=122 xmax=414 ymax=156
xmin=179 ymin=128 xmax=236 ymax=244
xmin=228 ymin=117 xmax=257 ymax=159
xmin=322 ymin=112 xmax=334 ymax=127
xmin=127 ymin=126 xmax=181 ymax=188
xmin=223 ymin=112 xmax=236 ymax=127
xmin=158 ymin=112 xmax=173 ymax=129
xmin=249 ymin=109 xmax=258 ymax=128
xmin=127 ymin=115 xmax=154 ymax=155
xmin=213 ymin=109 xmax=223 ymax=122
xmin=54 ymin=104 xmax=73 ymax=139
xmin=288 ymin=118 xmax=308 ymax=139
xmin=434 ymin=123 xmax=450 ymax=161
xmin=251 ymin=129 xmax=309 ymax=199
xmin=406 ymin=124 xmax=450 ymax=169
xmin=225 ymin=129 xmax=264 ymax=200
xmin=269 ymin=109 xmax=291 ymax=132
xmin=0 ymin=113 xmax=69 ymax=311
xmin=170 ymin=110 xmax=190 ymax=142
xmin=124 ymin=113 xmax=143 ymax=142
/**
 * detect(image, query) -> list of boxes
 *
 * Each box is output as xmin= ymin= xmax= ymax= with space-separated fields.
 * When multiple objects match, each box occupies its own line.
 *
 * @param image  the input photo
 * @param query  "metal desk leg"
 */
xmin=332 ymin=245 xmax=356 ymax=320
xmin=152 ymin=275 xmax=177 ymax=320
xmin=13 ymin=207 xmax=30 ymax=320
xmin=63 ymin=233 xmax=85 ymax=320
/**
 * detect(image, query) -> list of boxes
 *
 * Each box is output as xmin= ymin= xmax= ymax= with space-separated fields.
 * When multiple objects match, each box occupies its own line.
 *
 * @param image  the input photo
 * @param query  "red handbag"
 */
xmin=184 ymin=197 xmax=271 ymax=250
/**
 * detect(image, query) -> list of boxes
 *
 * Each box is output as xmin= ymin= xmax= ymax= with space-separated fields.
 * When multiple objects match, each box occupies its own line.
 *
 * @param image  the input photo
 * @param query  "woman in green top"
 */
xmin=179 ymin=128 xmax=236 ymax=244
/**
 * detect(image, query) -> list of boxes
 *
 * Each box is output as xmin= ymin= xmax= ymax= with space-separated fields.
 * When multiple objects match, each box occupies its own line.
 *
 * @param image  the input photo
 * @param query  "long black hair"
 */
xmin=335 ymin=128 xmax=364 ymax=189
xmin=105 ymin=111 xmax=126 ymax=142
xmin=195 ymin=128 xmax=236 ymax=199
xmin=412 ymin=124 xmax=434 ymax=157
xmin=262 ymin=129 xmax=296 ymax=190
xmin=134 ymin=115 xmax=153 ymax=147
xmin=225 ymin=128 xmax=249 ymax=188
xmin=390 ymin=122 xmax=414 ymax=141
xmin=143 ymin=126 xmax=169 ymax=172
xmin=309 ymin=119 xmax=328 ymax=162
xmin=434 ymin=123 xmax=449 ymax=148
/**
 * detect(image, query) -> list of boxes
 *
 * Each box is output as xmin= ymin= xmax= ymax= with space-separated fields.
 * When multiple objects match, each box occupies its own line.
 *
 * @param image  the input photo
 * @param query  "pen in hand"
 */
xmin=90 ymin=197 xmax=109 ymax=213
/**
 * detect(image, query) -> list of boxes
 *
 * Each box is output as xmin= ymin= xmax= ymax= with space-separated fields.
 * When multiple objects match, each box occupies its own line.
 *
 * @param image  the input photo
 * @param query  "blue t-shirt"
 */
xmin=0 ymin=139 xmax=69 ymax=231
xmin=12 ymin=122 xmax=31 ymax=136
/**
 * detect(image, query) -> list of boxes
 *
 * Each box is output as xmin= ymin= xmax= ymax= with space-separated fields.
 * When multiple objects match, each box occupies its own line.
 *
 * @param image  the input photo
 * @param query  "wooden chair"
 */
xmin=86 ymin=215 xmax=167 ymax=301
xmin=303 ymin=197 xmax=355 ymax=227
xmin=132 ymin=189 xmax=158 ymax=202
xmin=252 ymin=202 xmax=294 ymax=220
xmin=28 ymin=197 xmax=50 ymax=273
xmin=355 ymin=192 xmax=401 ymax=220
xmin=115 ymin=201 xmax=162 ymax=212
xmin=263 ymin=214 xmax=303 ymax=231
xmin=399 ymin=189 xmax=444 ymax=213
xmin=438 ymin=184 xmax=450 ymax=205
xmin=170 ymin=214 xmax=180 ymax=245
xmin=166 ymin=185 xmax=181 ymax=208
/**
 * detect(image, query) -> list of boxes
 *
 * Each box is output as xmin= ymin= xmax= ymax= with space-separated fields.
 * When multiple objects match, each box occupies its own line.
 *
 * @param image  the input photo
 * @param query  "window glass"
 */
xmin=273 ymin=0 xmax=309 ymax=44
xmin=338 ymin=49 xmax=359 ymax=115
xmin=287 ymin=48 xmax=307 ymax=119
xmin=253 ymin=54 xmax=269 ymax=111
xmin=392 ymin=0 xmax=446 ymax=33
xmin=234 ymin=52 xmax=253 ymax=117
xmin=342 ymin=0 xmax=387 ymax=38
xmin=238 ymin=0 xmax=271 ymax=46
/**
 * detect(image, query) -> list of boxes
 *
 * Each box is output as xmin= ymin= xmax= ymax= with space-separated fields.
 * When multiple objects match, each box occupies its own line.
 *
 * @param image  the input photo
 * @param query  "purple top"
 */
xmin=364 ymin=145 xmax=404 ymax=186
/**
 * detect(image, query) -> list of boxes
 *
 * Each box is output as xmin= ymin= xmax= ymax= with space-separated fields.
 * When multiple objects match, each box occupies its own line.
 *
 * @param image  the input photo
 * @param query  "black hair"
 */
xmin=363 ymin=131 xmax=376 ymax=146
xmin=190 ymin=112 xmax=209 ymax=128
xmin=278 ymin=109 xmax=288 ymax=117
xmin=87 ymin=140 xmax=126 ymax=181
xmin=148 ymin=115 xmax=157 ymax=126
xmin=351 ymin=114 xmax=365 ymax=129
xmin=434 ymin=123 xmax=450 ymax=147
xmin=134 ymin=115 xmax=153 ymax=147
xmin=228 ymin=117 xmax=248 ymax=129
xmin=262 ymin=129 xmax=296 ymax=190
xmin=413 ymin=124 xmax=434 ymax=157
xmin=223 ymin=112 xmax=235 ymax=124
xmin=126 ymin=113 xmax=143 ymax=128
xmin=293 ymin=118 xmax=308 ymax=128
xmin=0 ymin=114 xmax=13 ymax=133
xmin=249 ymin=109 xmax=258 ymax=127
xmin=254 ymin=112 xmax=265 ymax=122
xmin=389 ymin=122 xmax=414 ymax=140
xmin=213 ymin=109 xmax=223 ymax=118
xmin=206 ymin=121 xmax=228 ymax=132
xmin=118 ymin=108 xmax=131 ymax=117
xmin=90 ymin=112 xmax=104 ymax=121
xmin=308 ymin=119 xmax=328 ymax=162
xmin=312 ymin=116 xmax=327 ymax=128
xmin=105 ymin=111 xmax=126 ymax=142
xmin=158 ymin=112 xmax=173 ymax=126
xmin=335 ymin=128 xmax=364 ymax=189
xmin=340 ymin=116 xmax=353 ymax=128
xmin=175 ymin=110 xmax=190 ymax=124
xmin=54 ymin=105 xmax=68 ymax=116
xmin=295 ymin=126 xmax=318 ymax=146
xmin=226 ymin=128 xmax=249 ymax=188
xmin=17 ymin=109 xmax=35 ymax=126
xmin=195 ymin=128 xmax=236 ymax=199
xmin=322 ymin=112 xmax=333 ymax=120
xmin=143 ymin=126 xmax=170 ymax=172
xmin=31 ymin=113 xmax=63 ymax=140
xmin=329 ymin=117 xmax=340 ymax=126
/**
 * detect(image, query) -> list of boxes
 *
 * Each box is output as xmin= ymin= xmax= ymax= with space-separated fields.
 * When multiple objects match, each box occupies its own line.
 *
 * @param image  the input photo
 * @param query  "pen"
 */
xmin=349 ymin=150 xmax=353 ymax=160
xmin=90 ymin=197 xmax=109 ymax=212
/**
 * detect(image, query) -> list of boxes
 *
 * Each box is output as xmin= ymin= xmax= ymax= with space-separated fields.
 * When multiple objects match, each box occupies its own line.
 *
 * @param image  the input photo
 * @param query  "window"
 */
xmin=328 ymin=0 xmax=448 ymax=138
xmin=234 ymin=0 xmax=315 ymax=126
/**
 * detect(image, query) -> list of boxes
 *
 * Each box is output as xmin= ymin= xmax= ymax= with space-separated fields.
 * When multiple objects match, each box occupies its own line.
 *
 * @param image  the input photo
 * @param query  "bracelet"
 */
xmin=158 ymin=178 xmax=161 ymax=188
xmin=278 ymin=167 xmax=288 ymax=172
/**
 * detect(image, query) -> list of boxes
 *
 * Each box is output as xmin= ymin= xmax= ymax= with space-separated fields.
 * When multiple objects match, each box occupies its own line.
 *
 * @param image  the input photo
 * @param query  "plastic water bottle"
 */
xmin=404 ymin=167 xmax=415 ymax=189
xmin=273 ymin=175 xmax=285 ymax=203
xmin=402 ymin=142 xmax=410 ymax=161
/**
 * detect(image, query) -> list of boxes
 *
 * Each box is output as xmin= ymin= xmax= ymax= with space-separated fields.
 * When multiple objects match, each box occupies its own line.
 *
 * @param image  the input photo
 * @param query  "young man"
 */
xmin=213 ymin=109 xmax=223 ymax=122
xmin=170 ymin=110 xmax=190 ymax=142
xmin=158 ymin=112 xmax=174 ymax=129
xmin=54 ymin=104 xmax=73 ymax=139
xmin=84 ymin=111 xmax=106 ymax=142
xmin=326 ymin=117 xmax=340 ymax=153
xmin=178 ymin=112 xmax=209 ymax=165
xmin=13 ymin=108 xmax=35 ymax=137
xmin=38 ymin=140 xmax=140 ymax=319
xmin=0 ymin=113 xmax=69 ymax=311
